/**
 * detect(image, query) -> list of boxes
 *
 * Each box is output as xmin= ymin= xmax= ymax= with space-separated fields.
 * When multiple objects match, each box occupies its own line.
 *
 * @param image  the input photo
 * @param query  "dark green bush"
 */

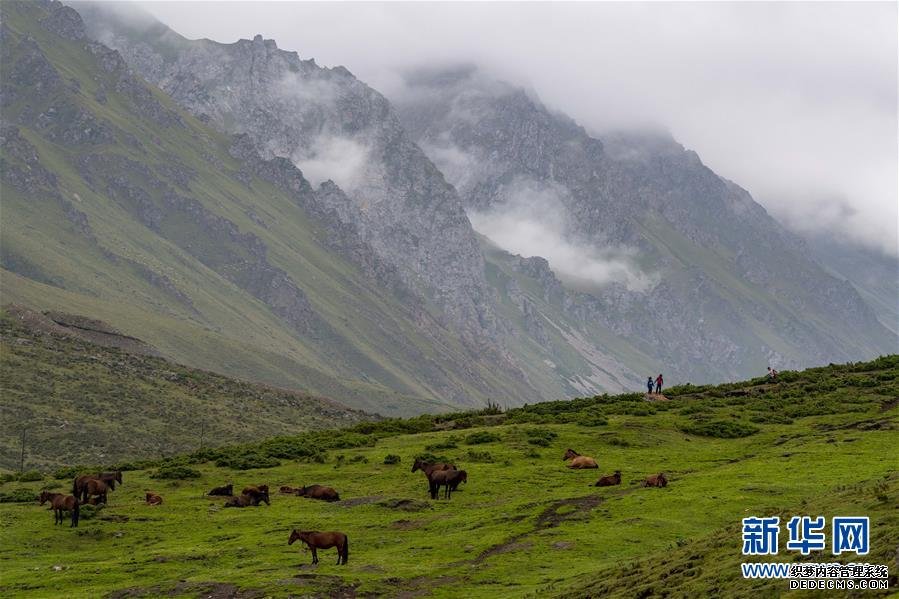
xmin=426 ymin=437 xmax=458 ymax=451
xmin=214 ymin=452 xmax=280 ymax=470
xmin=465 ymin=431 xmax=500 ymax=445
xmin=16 ymin=470 xmax=43 ymax=482
xmin=465 ymin=450 xmax=495 ymax=463
xmin=79 ymin=503 xmax=104 ymax=520
xmin=150 ymin=464 xmax=202 ymax=479
xmin=680 ymin=420 xmax=759 ymax=439
xmin=413 ymin=452 xmax=451 ymax=465
xmin=383 ymin=454 xmax=401 ymax=465
xmin=0 ymin=488 xmax=36 ymax=503
xmin=577 ymin=412 xmax=609 ymax=426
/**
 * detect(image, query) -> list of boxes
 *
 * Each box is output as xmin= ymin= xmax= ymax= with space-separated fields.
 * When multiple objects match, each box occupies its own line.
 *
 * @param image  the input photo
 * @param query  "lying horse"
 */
xmin=441 ymin=469 xmax=467 ymax=499
xmin=39 ymin=491 xmax=79 ymax=527
xmin=296 ymin=485 xmax=340 ymax=502
xmin=145 ymin=492 xmax=163 ymax=505
xmin=563 ymin=449 xmax=598 ymax=469
xmin=242 ymin=484 xmax=269 ymax=496
xmin=208 ymin=484 xmax=233 ymax=496
xmin=223 ymin=489 xmax=270 ymax=508
xmin=73 ymin=471 xmax=120 ymax=502
xmin=643 ymin=473 xmax=667 ymax=488
xmin=288 ymin=529 xmax=348 ymax=565
xmin=595 ymin=470 xmax=621 ymax=487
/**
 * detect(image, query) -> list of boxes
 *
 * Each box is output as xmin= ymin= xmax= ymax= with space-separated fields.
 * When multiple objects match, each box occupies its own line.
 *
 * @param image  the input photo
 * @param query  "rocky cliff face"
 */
xmin=396 ymin=66 xmax=896 ymax=381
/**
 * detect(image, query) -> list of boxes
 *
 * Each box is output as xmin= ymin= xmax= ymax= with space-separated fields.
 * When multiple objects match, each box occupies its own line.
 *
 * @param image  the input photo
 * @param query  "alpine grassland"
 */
xmin=1 ymin=356 xmax=897 ymax=597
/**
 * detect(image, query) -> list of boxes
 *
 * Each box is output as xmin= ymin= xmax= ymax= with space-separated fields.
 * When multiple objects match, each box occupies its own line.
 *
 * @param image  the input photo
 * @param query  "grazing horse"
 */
xmin=288 ymin=530 xmax=348 ymax=565
xmin=563 ymin=449 xmax=598 ymax=469
xmin=73 ymin=472 xmax=119 ymax=502
xmin=242 ymin=484 xmax=269 ymax=496
xmin=82 ymin=478 xmax=110 ymax=505
xmin=296 ymin=485 xmax=340 ymax=502
xmin=643 ymin=473 xmax=668 ymax=488
xmin=208 ymin=484 xmax=233 ymax=496
xmin=595 ymin=470 xmax=621 ymax=487
xmin=411 ymin=459 xmax=456 ymax=475
xmin=145 ymin=492 xmax=163 ymax=505
xmin=279 ymin=486 xmax=296 ymax=494
xmin=223 ymin=489 xmax=270 ymax=508
xmin=441 ymin=469 xmax=467 ymax=499
xmin=39 ymin=491 xmax=79 ymax=527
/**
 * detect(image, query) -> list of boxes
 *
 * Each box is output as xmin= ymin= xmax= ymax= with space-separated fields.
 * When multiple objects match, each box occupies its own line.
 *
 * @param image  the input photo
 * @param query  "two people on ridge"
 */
xmin=647 ymin=374 xmax=663 ymax=395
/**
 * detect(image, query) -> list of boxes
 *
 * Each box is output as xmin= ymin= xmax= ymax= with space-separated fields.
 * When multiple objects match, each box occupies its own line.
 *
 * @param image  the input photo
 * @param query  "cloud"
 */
xmin=134 ymin=1 xmax=898 ymax=255
xmin=292 ymin=134 xmax=370 ymax=191
xmin=468 ymin=178 xmax=654 ymax=291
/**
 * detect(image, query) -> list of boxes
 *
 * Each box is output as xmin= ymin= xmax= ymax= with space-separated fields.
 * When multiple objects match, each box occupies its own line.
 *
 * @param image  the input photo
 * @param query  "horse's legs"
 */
xmin=311 ymin=548 xmax=318 ymax=564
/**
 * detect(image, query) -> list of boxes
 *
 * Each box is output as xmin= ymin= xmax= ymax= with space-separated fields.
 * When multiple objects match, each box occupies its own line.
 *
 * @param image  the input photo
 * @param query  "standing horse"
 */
xmin=39 ymin=491 xmax=79 ymax=527
xmin=288 ymin=530 xmax=348 ymax=565
xmin=411 ymin=459 xmax=456 ymax=475
xmin=441 ymin=469 xmax=467 ymax=499
xmin=73 ymin=471 xmax=120 ymax=502
xmin=563 ymin=449 xmax=599 ymax=469
xmin=82 ymin=479 xmax=110 ymax=505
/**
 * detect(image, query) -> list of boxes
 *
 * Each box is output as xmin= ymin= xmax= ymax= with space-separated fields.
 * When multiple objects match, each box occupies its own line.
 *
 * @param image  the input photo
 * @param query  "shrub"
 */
xmin=0 ymin=488 xmax=36 ymax=503
xmin=426 ymin=437 xmax=458 ymax=451
xmin=464 ymin=431 xmax=500 ymax=445
xmin=680 ymin=420 xmax=760 ymax=439
xmin=524 ymin=428 xmax=558 ymax=446
xmin=79 ymin=503 xmax=104 ymax=520
xmin=413 ymin=452 xmax=450 ymax=465
xmin=150 ymin=464 xmax=202 ymax=480
xmin=383 ymin=454 xmax=401 ymax=465
xmin=607 ymin=437 xmax=631 ymax=447
xmin=577 ymin=412 xmax=609 ymax=427
xmin=465 ymin=450 xmax=495 ymax=463
xmin=214 ymin=452 xmax=280 ymax=470
xmin=349 ymin=454 xmax=368 ymax=464
xmin=16 ymin=470 xmax=43 ymax=482
xmin=749 ymin=412 xmax=794 ymax=425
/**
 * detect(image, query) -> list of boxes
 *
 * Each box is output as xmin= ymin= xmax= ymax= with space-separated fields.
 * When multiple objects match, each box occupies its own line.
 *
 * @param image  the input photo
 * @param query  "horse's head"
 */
xmin=460 ymin=471 xmax=468 ymax=484
xmin=563 ymin=449 xmax=578 ymax=461
xmin=295 ymin=486 xmax=308 ymax=497
xmin=38 ymin=491 xmax=51 ymax=504
xmin=411 ymin=459 xmax=422 ymax=473
xmin=260 ymin=491 xmax=271 ymax=506
xmin=288 ymin=529 xmax=301 ymax=545
xmin=114 ymin=471 xmax=123 ymax=484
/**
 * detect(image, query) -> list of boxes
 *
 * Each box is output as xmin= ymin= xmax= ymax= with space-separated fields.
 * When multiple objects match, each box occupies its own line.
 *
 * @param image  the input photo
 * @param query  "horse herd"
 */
xmin=32 ymin=446 xmax=669 ymax=565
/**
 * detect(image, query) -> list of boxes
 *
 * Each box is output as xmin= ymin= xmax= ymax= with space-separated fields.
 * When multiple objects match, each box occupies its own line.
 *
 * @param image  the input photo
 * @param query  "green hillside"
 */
xmin=1 ymin=356 xmax=896 ymax=597
xmin=0 ymin=306 xmax=374 ymax=470
xmin=0 ymin=0 xmax=535 ymax=416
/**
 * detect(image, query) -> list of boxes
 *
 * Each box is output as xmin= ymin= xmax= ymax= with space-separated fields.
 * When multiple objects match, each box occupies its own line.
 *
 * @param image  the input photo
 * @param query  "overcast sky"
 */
xmin=136 ymin=1 xmax=898 ymax=256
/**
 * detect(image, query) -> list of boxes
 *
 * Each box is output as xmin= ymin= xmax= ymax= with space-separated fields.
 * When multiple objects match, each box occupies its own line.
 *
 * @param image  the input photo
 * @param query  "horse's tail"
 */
xmin=343 ymin=535 xmax=349 ymax=564
xmin=72 ymin=478 xmax=78 ymax=496
xmin=72 ymin=500 xmax=80 ymax=527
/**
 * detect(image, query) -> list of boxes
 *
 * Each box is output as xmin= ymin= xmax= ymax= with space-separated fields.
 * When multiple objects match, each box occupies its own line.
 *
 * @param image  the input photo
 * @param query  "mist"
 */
xmin=134 ymin=1 xmax=898 ymax=256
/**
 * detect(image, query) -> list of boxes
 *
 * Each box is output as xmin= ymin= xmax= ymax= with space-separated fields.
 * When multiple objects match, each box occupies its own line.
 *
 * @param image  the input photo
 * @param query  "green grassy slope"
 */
xmin=0 ymin=308 xmax=374 ymax=470
xmin=0 ymin=0 xmax=535 ymax=416
xmin=1 ymin=356 xmax=896 ymax=597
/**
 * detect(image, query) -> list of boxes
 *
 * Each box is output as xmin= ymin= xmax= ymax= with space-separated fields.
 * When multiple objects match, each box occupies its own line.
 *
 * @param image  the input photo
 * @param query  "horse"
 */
xmin=411 ymin=459 xmax=456 ymax=475
xmin=295 ymin=485 xmax=340 ymax=502
xmin=242 ymin=484 xmax=269 ymax=496
xmin=426 ymin=469 xmax=454 ymax=500
xmin=643 ymin=473 xmax=668 ymax=488
xmin=39 ymin=491 xmax=79 ymax=527
xmin=208 ymin=484 xmax=233 ymax=496
xmin=73 ymin=472 xmax=118 ymax=501
xmin=223 ymin=489 xmax=270 ymax=508
xmin=595 ymin=470 xmax=621 ymax=487
xmin=288 ymin=530 xmax=348 ymax=565
xmin=441 ymin=469 xmax=467 ymax=499
xmin=279 ymin=486 xmax=296 ymax=494
xmin=81 ymin=478 xmax=110 ymax=505
xmin=145 ymin=492 xmax=163 ymax=505
xmin=563 ymin=449 xmax=598 ymax=469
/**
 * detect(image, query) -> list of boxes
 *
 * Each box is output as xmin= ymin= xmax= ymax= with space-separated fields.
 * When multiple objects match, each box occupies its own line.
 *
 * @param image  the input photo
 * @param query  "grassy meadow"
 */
xmin=1 ymin=357 xmax=897 ymax=597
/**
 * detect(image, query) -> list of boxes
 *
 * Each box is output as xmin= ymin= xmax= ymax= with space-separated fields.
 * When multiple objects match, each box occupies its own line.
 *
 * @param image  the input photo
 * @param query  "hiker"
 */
xmin=655 ymin=374 xmax=663 ymax=394
xmin=767 ymin=366 xmax=778 ymax=381
xmin=647 ymin=376 xmax=654 ymax=394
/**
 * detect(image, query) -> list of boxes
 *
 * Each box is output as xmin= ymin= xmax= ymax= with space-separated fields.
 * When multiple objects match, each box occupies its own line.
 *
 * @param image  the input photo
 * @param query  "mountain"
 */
xmin=394 ymin=65 xmax=897 ymax=382
xmin=0 ymin=0 xmax=541 ymax=416
xmin=0 ymin=305 xmax=374 ymax=469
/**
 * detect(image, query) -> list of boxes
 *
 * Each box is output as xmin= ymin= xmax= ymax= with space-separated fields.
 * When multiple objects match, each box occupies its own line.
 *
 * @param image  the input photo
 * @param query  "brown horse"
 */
xmin=73 ymin=471 xmax=120 ymax=502
xmin=242 ymin=484 xmax=269 ymax=496
xmin=643 ymin=473 xmax=668 ymax=488
xmin=563 ymin=449 xmax=598 ymax=469
xmin=39 ymin=491 xmax=79 ymax=527
xmin=223 ymin=489 xmax=270 ymax=508
xmin=82 ymin=478 xmax=110 ymax=505
xmin=595 ymin=470 xmax=621 ymax=487
xmin=288 ymin=530 xmax=348 ymax=565
xmin=208 ymin=484 xmax=233 ymax=496
xmin=295 ymin=485 xmax=340 ymax=502
xmin=145 ymin=492 xmax=163 ymax=505
xmin=441 ymin=469 xmax=467 ymax=499
xmin=411 ymin=459 xmax=456 ymax=475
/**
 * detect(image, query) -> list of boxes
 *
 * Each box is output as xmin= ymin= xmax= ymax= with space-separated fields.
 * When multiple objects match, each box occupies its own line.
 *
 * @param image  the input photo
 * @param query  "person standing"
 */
xmin=655 ymin=373 xmax=663 ymax=394
xmin=647 ymin=376 xmax=654 ymax=394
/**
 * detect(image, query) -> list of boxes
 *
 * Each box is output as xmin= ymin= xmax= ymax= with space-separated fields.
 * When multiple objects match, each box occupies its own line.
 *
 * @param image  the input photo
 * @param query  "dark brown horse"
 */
xmin=440 ymin=469 xmax=467 ymax=499
xmin=39 ymin=491 xmax=79 ymax=527
xmin=595 ymin=471 xmax=621 ymax=487
xmin=411 ymin=459 xmax=456 ymax=475
xmin=73 ymin=471 xmax=121 ymax=502
xmin=223 ymin=489 xmax=270 ymax=508
xmin=296 ymin=485 xmax=340 ymax=502
xmin=81 ymin=478 xmax=110 ymax=505
xmin=288 ymin=529 xmax=348 ymax=565
xmin=242 ymin=484 xmax=269 ymax=496
xmin=208 ymin=484 xmax=233 ymax=496
xmin=145 ymin=492 xmax=163 ymax=505
xmin=643 ymin=472 xmax=668 ymax=488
